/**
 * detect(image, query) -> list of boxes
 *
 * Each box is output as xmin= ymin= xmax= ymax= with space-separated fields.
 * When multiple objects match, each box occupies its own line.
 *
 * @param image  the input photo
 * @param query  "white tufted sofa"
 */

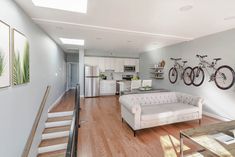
xmin=119 ymin=92 xmax=203 ymax=135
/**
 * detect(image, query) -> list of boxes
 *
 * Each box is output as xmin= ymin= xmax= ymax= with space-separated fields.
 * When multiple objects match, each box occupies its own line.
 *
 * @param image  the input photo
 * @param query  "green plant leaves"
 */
xmin=13 ymin=42 xmax=29 ymax=85
xmin=22 ymin=42 xmax=29 ymax=83
xmin=0 ymin=51 xmax=4 ymax=76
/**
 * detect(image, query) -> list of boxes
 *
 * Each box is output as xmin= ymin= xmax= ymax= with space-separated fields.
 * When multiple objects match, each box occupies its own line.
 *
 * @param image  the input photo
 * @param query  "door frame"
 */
xmin=67 ymin=62 xmax=79 ymax=91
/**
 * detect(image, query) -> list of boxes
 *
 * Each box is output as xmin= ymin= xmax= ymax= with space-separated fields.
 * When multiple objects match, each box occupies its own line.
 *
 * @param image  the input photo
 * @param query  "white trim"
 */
xmin=42 ymin=131 xmax=69 ymax=140
xmin=32 ymin=18 xmax=193 ymax=40
xmin=38 ymin=143 xmax=67 ymax=154
xmin=203 ymin=111 xmax=231 ymax=122
xmin=48 ymin=91 xmax=65 ymax=112
xmin=48 ymin=111 xmax=73 ymax=118
xmin=45 ymin=120 xmax=72 ymax=128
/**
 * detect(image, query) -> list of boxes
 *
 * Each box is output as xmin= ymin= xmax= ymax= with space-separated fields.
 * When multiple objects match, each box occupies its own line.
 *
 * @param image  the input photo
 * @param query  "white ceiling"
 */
xmin=14 ymin=0 xmax=235 ymax=54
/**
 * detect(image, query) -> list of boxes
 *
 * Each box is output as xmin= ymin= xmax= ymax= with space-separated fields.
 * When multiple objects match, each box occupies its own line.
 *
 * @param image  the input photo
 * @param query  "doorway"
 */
xmin=67 ymin=62 xmax=79 ymax=90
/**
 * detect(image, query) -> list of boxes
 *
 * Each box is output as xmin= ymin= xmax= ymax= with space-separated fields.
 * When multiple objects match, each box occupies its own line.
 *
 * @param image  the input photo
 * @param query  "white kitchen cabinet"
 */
xmin=85 ymin=57 xmax=139 ymax=73
xmin=135 ymin=59 xmax=140 ymax=72
xmin=98 ymin=57 xmax=105 ymax=72
xmin=100 ymin=80 xmax=116 ymax=95
xmin=114 ymin=58 xmax=124 ymax=72
xmin=85 ymin=57 xmax=99 ymax=66
xmin=124 ymin=58 xmax=136 ymax=66
xmin=104 ymin=58 xmax=115 ymax=70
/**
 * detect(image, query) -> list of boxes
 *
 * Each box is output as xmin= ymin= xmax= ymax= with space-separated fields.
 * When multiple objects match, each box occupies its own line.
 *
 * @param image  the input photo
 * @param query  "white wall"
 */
xmin=140 ymin=28 xmax=235 ymax=120
xmin=0 ymin=0 xmax=66 ymax=156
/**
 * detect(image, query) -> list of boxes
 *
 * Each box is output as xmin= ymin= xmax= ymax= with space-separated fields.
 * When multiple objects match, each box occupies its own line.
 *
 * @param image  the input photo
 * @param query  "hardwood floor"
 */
xmin=78 ymin=95 xmax=221 ymax=157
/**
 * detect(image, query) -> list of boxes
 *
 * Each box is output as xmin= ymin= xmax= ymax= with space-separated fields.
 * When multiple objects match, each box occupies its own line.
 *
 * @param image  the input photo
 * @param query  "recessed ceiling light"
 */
xmin=60 ymin=38 xmax=85 ymax=46
xmin=32 ymin=0 xmax=87 ymax=13
xmin=224 ymin=16 xmax=235 ymax=21
xmin=55 ymin=26 xmax=63 ymax=30
xmin=179 ymin=5 xmax=193 ymax=12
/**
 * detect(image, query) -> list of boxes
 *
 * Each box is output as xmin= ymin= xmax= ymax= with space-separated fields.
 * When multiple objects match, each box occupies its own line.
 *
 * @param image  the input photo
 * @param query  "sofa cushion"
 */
xmin=141 ymin=103 xmax=199 ymax=121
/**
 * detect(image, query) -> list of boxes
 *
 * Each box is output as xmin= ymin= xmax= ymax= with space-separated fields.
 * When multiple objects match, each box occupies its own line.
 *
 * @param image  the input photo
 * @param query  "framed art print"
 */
xmin=13 ymin=29 xmax=30 ymax=85
xmin=0 ymin=21 xmax=10 ymax=88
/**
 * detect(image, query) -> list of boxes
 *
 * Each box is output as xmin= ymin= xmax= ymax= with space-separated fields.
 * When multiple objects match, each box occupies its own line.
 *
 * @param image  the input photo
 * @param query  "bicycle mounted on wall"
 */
xmin=168 ymin=58 xmax=194 ymax=85
xmin=192 ymin=54 xmax=235 ymax=90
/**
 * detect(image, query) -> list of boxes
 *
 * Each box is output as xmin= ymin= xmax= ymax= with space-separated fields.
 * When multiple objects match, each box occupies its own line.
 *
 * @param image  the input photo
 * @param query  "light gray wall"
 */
xmin=85 ymin=49 xmax=140 ymax=58
xmin=140 ymin=28 xmax=235 ymax=120
xmin=0 ymin=0 xmax=66 ymax=156
xmin=66 ymin=53 xmax=79 ymax=62
xmin=79 ymin=50 xmax=85 ymax=96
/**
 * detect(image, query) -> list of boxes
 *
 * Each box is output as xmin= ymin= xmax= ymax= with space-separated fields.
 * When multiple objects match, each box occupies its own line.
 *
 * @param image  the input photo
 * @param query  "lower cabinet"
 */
xmin=100 ymin=80 xmax=116 ymax=95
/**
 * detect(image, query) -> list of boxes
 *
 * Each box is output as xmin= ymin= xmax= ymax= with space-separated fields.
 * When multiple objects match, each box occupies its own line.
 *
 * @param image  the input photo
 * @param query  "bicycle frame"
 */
xmin=173 ymin=61 xmax=186 ymax=79
xmin=195 ymin=57 xmax=218 ymax=81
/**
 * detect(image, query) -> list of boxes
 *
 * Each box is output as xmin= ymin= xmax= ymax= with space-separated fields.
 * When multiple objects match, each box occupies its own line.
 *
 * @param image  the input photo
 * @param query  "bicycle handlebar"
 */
xmin=170 ymin=58 xmax=182 ymax=61
xmin=196 ymin=54 xmax=208 ymax=58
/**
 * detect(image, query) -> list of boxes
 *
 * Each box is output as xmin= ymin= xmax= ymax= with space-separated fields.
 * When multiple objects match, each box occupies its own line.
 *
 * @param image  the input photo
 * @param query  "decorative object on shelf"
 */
xmin=160 ymin=60 xmax=166 ymax=67
xmin=150 ymin=61 xmax=165 ymax=79
xmin=0 ymin=21 xmax=10 ymax=88
xmin=168 ymin=58 xmax=194 ymax=86
xmin=12 ymin=29 xmax=30 ymax=85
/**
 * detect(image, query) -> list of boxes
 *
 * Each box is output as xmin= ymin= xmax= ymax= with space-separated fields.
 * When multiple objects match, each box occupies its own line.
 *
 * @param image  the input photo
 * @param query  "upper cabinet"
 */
xmin=85 ymin=57 xmax=139 ymax=73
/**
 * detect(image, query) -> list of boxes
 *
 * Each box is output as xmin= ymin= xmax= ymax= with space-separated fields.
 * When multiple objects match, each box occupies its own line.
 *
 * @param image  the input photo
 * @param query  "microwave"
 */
xmin=124 ymin=66 xmax=136 ymax=72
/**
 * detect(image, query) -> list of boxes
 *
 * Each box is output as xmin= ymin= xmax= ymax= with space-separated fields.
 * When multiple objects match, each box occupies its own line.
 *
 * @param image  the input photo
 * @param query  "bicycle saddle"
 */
xmin=182 ymin=61 xmax=188 ymax=64
xmin=196 ymin=54 xmax=208 ymax=58
xmin=213 ymin=58 xmax=222 ymax=61
xmin=170 ymin=58 xmax=182 ymax=61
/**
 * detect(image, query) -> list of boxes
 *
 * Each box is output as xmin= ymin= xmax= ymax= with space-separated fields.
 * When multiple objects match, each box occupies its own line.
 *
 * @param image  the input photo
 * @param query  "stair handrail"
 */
xmin=66 ymin=84 xmax=80 ymax=157
xmin=21 ymin=86 xmax=51 ymax=157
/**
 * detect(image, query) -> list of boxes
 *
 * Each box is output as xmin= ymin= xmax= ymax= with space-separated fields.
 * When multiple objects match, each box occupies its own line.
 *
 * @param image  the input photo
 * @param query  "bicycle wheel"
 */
xmin=192 ymin=67 xmax=205 ymax=86
xmin=183 ymin=67 xmax=194 ymax=86
xmin=168 ymin=67 xmax=178 ymax=84
xmin=215 ymin=65 xmax=235 ymax=90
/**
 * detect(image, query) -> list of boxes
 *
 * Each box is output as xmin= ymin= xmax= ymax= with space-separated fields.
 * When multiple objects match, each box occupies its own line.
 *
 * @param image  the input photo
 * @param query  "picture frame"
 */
xmin=0 ymin=20 xmax=10 ymax=88
xmin=12 ymin=29 xmax=30 ymax=85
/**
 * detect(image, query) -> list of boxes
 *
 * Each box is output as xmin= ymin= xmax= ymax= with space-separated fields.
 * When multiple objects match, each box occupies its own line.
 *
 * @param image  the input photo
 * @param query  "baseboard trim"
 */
xmin=48 ymin=91 xmax=65 ymax=112
xmin=203 ymin=111 xmax=231 ymax=121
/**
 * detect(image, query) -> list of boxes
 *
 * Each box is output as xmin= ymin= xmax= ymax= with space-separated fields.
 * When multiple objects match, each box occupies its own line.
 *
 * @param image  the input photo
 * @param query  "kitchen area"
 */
xmin=84 ymin=56 xmax=139 ymax=97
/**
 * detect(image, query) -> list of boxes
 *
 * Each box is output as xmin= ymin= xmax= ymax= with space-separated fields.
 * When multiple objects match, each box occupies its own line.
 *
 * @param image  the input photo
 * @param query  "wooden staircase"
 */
xmin=37 ymin=111 xmax=73 ymax=157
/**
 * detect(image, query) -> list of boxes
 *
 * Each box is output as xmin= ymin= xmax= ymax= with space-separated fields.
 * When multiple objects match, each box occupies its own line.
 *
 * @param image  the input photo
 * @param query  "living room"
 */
xmin=1 ymin=0 xmax=235 ymax=157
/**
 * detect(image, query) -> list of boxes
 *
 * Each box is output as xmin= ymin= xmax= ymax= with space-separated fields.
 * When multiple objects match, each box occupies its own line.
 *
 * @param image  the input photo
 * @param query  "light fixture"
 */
xmin=179 ymin=5 xmax=193 ymax=12
xmin=32 ymin=0 xmax=87 ymax=13
xmin=224 ymin=16 xmax=235 ymax=21
xmin=60 ymin=38 xmax=85 ymax=46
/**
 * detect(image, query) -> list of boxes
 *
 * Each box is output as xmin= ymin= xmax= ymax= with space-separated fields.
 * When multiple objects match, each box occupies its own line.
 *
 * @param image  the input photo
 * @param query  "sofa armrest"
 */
xmin=176 ymin=92 xmax=204 ymax=108
xmin=119 ymin=96 xmax=141 ymax=114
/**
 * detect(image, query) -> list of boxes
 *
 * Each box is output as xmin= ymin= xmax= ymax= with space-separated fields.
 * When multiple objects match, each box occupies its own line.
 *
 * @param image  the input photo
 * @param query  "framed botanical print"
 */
xmin=0 ymin=21 xmax=10 ymax=88
xmin=12 ymin=29 xmax=30 ymax=85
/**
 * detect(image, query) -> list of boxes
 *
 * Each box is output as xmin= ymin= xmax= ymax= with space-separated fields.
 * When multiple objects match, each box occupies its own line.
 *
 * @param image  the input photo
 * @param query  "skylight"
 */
xmin=32 ymin=0 xmax=87 ymax=13
xmin=60 ymin=38 xmax=85 ymax=46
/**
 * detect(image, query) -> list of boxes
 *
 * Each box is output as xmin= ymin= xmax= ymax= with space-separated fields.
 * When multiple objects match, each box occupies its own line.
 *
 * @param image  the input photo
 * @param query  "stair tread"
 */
xmin=37 ymin=149 xmax=66 ymax=157
xmin=47 ymin=116 xmax=72 ymax=122
xmin=39 ymin=137 xmax=69 ymax=147
xmin=43 ymin=126 xmax=70 ymax=134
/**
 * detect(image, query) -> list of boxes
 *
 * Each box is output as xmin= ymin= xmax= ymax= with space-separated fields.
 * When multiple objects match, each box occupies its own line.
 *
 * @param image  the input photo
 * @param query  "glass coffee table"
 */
xmin=180 ymin=120 xmax=235 ymax=157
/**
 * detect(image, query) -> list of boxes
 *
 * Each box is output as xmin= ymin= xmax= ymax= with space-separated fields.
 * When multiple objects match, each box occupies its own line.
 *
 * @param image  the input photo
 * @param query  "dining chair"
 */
xmin=142 ymin=80 xmax=152 ymax=87
xmin=131 ymin=80 xmax=142 ymax=90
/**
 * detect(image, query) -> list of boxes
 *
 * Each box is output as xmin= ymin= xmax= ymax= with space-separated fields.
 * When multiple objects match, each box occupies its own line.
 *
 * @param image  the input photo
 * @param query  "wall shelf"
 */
xmin=150 ymin=66 xmax=164 ymax=79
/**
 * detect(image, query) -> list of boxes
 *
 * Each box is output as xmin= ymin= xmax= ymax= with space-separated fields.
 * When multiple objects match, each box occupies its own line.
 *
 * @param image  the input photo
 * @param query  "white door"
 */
xmin=67 ymin=63 xmax=79 ymax=90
